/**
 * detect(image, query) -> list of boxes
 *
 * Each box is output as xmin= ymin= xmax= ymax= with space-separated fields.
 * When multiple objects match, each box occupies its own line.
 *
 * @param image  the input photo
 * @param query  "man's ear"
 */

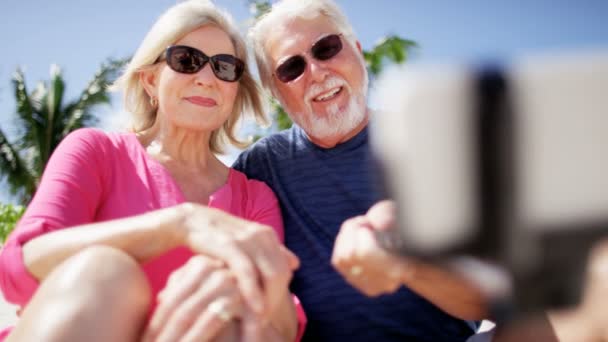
xmin=356 ymin=40 xmax=363 ymax=54
xmin=139 ymin=67 xmax=159 ymax=100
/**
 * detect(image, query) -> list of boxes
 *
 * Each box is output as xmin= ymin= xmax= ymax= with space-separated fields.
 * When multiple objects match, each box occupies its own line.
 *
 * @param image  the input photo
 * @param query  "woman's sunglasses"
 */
xmin=161 ymin=45 xmax=245 ymax=82
xmin=275 ymin=34 xmax=343 ymax=83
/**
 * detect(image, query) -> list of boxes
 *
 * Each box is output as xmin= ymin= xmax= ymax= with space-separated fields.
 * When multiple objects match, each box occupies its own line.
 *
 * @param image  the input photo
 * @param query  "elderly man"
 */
xmin=233 ymin=0 xmax=487 ymax=340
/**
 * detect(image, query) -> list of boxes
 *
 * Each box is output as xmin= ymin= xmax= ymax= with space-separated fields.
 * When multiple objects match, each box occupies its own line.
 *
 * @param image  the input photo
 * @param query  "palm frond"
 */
xmin=3 ymin=59 xmax=127 ymax=204
xmin=38 ymin=65 xmax=66 ymax=168
xmin=0 ymin=127 xmax=36 ymax=203
xmin=27 ymin=80 xmax=49 ymax=178
xmin=12 ymin=69 xmax=42 ymax=148
xmin=61 ymin=58 xmax=127 ymax=138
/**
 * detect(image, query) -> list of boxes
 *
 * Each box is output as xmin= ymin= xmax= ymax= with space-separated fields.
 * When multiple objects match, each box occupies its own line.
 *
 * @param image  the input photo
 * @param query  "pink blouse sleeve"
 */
xmin=245 ymin=180 xmax=307 ymax=342
xmin=0 ymin=128 xmax=109 ymax=305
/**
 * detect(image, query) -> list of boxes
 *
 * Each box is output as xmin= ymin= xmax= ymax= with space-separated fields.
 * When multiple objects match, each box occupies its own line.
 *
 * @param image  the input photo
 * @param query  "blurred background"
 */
xmin=0 ymin=0 xmax=607 ymax=205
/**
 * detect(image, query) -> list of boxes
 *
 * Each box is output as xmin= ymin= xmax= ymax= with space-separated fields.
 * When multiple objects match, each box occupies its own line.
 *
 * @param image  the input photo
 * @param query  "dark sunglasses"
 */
xmin=275 ymin=34 xmax=343 ymax=83
xmin=160 ymin=45 xmax=245 ymax=82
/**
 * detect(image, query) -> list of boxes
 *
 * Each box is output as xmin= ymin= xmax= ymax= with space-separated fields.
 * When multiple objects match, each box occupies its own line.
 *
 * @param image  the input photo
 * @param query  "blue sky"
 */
xmin=1 ymin=0 xmax=607 ymax=203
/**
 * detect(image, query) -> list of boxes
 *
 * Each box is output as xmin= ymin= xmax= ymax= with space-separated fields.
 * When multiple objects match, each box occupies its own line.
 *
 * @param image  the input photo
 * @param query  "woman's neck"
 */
xmin=139 ymin=117 xmax=216 ymax=171
xmin=137 ymin=117 xmax=230 ymax=204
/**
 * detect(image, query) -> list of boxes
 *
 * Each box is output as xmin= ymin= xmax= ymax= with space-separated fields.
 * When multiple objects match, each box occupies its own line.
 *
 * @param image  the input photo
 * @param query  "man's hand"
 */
xmin=332 ymin=200 xmax=488 ymax=320
xmin=331 ymin=200 xmax=412 ymax=296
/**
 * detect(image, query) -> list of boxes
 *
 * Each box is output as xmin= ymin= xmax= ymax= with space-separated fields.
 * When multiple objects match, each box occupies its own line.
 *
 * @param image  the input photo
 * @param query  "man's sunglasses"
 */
xmin=275 ymin=34 xmax=343 ymax=83
xmin=160 ymin=45 xmax=245 ymax=82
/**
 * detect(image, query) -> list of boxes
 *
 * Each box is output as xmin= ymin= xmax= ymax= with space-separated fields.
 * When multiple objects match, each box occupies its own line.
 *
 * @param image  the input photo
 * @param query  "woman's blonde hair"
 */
xmin=113 ymin=0 xmax=267 ymax=154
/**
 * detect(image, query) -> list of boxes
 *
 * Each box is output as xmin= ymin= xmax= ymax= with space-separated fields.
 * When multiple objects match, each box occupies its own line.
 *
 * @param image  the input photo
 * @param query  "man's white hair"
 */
xmin=248 ymin=0 xmax=358 ymax=97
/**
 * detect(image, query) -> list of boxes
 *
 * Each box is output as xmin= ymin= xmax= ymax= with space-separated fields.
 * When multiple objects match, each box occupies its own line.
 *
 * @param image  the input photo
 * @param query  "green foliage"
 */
xmin=270 ymin=98 xmax=293 ymax=131
xmin=0 ymin=59 xmax=126 ymax=204
xmin=364 ymin=36 xmax=417 ymax=76
xmin=248 ymin=0 xmax=271 ymax=18
xmin=0 ymin=203 xmax=25 ymax=243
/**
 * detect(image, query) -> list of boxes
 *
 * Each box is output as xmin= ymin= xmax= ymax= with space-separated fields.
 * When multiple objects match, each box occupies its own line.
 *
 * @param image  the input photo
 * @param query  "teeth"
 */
xmin=314 ymin=87 xmax=341 ymax=101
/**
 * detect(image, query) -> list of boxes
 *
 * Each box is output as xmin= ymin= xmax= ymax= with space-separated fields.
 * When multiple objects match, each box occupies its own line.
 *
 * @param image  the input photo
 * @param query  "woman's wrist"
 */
xmin=138 ymin=203 xmax=193 ymax=259
xmin=160 ymin=203 xmax=195 ymax=249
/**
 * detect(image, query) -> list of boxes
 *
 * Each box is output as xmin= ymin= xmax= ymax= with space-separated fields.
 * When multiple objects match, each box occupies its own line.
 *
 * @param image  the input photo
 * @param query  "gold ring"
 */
xmin=208 ymin=300 xmax=232 ymax=322
xmin=350 ymin=265 xmax=363 ymax=276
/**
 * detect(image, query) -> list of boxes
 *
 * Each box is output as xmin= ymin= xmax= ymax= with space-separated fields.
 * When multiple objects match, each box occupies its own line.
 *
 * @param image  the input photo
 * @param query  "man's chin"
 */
xmin=301 ymin=109 xmax=366 ymax=142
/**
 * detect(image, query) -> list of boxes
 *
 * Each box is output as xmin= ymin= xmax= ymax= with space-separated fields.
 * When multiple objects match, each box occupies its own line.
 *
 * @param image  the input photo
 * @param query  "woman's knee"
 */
xmin=9 ymin=246 xmax=151 ymax=342
xmin=53 ymin=245 xmax=151 ymax=308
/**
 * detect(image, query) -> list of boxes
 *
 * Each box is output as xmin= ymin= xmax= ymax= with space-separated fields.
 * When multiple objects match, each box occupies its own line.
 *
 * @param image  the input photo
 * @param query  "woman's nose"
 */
xmin=194 ymin=63 xmax=216 ymax=86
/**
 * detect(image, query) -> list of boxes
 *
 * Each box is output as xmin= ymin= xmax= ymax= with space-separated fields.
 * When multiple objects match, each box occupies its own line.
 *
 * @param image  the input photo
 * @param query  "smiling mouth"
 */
xmin=313 ymin=87 xmax=343 ymax=102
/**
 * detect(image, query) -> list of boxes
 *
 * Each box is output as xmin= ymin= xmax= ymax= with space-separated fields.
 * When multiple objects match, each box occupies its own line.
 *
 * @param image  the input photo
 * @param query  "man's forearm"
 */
xmin=403 ymin=260 xmax=489 ymax=321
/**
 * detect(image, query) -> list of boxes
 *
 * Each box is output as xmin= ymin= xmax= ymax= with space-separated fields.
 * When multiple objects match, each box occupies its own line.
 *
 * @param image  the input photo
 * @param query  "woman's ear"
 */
xmin=139 ymin=66 xmax=159 ymax=100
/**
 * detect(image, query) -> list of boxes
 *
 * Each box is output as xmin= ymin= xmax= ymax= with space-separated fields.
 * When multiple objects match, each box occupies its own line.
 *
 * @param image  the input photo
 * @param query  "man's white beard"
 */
xmin=291 ymin=72 xmax=369 ymax=143
xmin=306 ymin=87 xmax=367 ymax=141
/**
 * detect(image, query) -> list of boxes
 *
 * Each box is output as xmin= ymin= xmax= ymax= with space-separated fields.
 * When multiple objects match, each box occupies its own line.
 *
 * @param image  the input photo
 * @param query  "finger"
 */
xmin=218 ymin=243 xmax=265 ymax=314
xmin=156 ymin=263 xmax=186 ymax=301
xmin=205 ymin=320 xmax=240 ymax=342
xmin=157 ymin=256 xmax=222 ymax=302
xmin=235 ymin=228 xmax=293 ymax=318
xmin=237 ymin=224 xmax=296 ymax=317
xmin=157 ymin=270 xmax=240 ymax=342
xmin=366 ymin=200 xmax=397 ymax=231
xmin=351 ymin=227 xmax=404 ymax=296
xmin=181 ymin=297 xmax=243 ymax=342
xmin=338 ymin=223 xmax=377 ymax=291
xmin=143 ymin=257 xmax=220 ymax=341
xmin=356 ymin=225 xmax=411 ymax=283
xmin=188 ymin=229 xmax=266 ymax=314
xmin=280 ymin=246 xmax=300 ymax=270
xmin=144 ymin=274 xmax=204 ymax=341
xmin=331 ymin=217 xmax=365 ymax=273
xmin=241 ymin=308 xmax=265 ymax=342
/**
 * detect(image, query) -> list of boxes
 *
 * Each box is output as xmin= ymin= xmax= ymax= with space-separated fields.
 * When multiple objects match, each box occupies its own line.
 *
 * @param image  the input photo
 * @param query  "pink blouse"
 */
xmin=0 ymin=128 xmax=305 ymax=340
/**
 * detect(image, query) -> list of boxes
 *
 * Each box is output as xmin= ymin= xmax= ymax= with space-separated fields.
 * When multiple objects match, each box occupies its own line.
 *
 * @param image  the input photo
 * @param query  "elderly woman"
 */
xmin=0 ymin=1 xmax=304 ymax=341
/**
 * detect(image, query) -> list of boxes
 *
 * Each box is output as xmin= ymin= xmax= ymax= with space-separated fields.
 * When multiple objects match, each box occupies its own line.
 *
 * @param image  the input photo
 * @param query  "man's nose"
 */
xmin=308 ymin=59 xmax=330 ymax=83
